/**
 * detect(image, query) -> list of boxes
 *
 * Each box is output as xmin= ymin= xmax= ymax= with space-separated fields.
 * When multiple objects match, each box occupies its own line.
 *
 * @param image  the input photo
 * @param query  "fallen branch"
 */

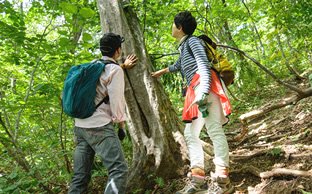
xmin=260 ymin=168 xmax=312 ymax=179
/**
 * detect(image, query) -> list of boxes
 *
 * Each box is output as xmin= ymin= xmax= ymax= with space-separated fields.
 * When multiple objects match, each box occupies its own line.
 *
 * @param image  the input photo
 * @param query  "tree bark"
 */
xmin=96 ymin=0 xmax=189 ymax=192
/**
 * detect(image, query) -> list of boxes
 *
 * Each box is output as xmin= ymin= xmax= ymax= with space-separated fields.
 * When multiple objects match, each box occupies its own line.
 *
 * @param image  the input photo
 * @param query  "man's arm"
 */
xmin=107 ymin=67 xmax=127 ymax=123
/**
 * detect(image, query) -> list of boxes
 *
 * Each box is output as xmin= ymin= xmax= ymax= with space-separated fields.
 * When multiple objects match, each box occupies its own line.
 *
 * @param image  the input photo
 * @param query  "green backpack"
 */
xmin=186 ymin=35 xmax=234 ymax=87
xmin=62 ymin=60 xmax=116 ymax=118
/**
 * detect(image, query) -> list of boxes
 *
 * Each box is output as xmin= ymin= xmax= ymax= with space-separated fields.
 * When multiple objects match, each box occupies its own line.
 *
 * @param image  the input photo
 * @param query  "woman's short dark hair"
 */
xmin=174 ymin=11 xmax=197 ymax=35
xmin=100 ymin=33 xmax=125 ymax=57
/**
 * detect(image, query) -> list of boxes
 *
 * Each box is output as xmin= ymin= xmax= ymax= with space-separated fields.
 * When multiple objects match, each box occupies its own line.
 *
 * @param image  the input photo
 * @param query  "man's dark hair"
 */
xmin=174 ymin=11 xmax=197 ymax=35
xmin=100 ymin=33 xmax=125 ymax=57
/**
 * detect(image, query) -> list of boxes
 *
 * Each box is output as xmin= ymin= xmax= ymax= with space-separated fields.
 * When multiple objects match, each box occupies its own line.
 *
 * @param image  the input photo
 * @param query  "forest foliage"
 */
xmin=0 ymin=0 xmax=311 ymax=192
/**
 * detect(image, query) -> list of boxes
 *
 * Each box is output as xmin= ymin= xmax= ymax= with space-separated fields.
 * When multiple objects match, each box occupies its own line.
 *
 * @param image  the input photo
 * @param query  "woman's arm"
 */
xmin=151 ymin=67 xmax=170 ymax=78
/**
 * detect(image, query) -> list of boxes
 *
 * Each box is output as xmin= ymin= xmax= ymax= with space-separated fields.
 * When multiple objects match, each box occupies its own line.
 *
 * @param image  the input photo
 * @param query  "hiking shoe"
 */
xmin=176 ymin=175 xmax=208 ymax=194
xmin=207 ymin=172 xmax=234 ymax=194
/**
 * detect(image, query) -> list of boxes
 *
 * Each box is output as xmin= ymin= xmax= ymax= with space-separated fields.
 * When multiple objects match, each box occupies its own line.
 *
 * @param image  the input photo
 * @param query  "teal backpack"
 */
xmin=62 ymin=59 xmax=116 ymax=118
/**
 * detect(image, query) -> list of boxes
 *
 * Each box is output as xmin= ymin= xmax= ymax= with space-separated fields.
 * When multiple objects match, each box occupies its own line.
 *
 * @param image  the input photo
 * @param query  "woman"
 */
xmin=152 ymin=11 xmax=233 ymax=194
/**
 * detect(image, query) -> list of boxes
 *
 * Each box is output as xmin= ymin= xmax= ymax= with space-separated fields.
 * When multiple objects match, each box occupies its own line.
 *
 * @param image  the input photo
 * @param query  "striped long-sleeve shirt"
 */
xmin=169 ymin=36 xmax=212 ymax=94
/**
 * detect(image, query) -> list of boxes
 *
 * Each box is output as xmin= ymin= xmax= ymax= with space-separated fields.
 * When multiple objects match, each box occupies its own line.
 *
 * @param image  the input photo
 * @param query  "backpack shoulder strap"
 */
xmin=97 ymin=59 xmax=119 ymax=66
xmin=186 ymin=36 xmax=217 ymax=62
xmin=93 ymin=59 xmax=119 ymax=108
xmin=95 ymin=95 xmax=110 ymax=108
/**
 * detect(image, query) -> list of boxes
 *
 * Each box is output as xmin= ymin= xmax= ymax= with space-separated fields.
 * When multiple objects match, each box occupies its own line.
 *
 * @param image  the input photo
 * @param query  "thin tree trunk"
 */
xmin=287 ymin=37 xmax=301 ymax=77
xmin=269 ymin=1 xmax=303 ymax=79
xmin=275 ymin=26 xmax=303 ymax=79
xmin=222 ymin=0 xmax=249 ymax=66
xmin=242 ymin=0 xmax=266 ymax=59
xmin=305 ymin=39 xmax=312 ymax=66
xmin=96 ymin=0 xmax=189 ymax=192
xmin=249 ymin=23 xmax=261 ymax=60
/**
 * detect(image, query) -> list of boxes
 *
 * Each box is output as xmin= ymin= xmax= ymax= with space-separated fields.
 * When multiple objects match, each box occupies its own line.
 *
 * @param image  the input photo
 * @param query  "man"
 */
xmin=68 ymin=33 xmax=137 ymax=194
xmin=152 ymin=12 xmax=233 ymax=194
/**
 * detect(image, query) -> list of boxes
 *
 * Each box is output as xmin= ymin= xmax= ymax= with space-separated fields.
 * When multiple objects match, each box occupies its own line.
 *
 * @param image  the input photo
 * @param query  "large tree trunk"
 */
xmin=96 ymin=0 xmax=189 ymax=192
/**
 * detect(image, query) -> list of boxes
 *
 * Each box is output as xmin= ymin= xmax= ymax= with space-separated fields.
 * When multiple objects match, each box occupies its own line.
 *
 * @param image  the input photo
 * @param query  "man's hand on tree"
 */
xmin=121 ymin=54 xmax=138 ymax=69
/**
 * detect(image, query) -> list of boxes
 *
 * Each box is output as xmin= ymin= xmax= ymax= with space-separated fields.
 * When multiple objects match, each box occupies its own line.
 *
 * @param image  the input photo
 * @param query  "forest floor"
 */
xmin=86 ymin=81 xmax=312 ymax=194
xmin=151 ymin=81 xmax=312 ymax=194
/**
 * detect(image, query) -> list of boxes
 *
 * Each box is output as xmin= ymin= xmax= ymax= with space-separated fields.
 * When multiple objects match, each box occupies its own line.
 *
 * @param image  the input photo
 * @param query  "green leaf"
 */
xmin=8 ymin=170 xmax=18 ymax=179
xmin=289 ymin=57 xmax=296 ymax=63
xmin=82 ymin=33 xmax=92 ymax=41
xmin=61 ymin=3 xmax=78 ymax=14
xmin=59 ymin=38 xmax=70 ymax=46
xmin=273 ymin=148 xmax=282 ymax=155
xmin=3 ymin=184 xmax=18 ymax=192
xmin=79 ymin=8 xmax=95 ymax=18
xmin=82 ymin=42 xmax=93 ymax=48
xmin=35 ymin=84 xmax=44 ymax=91
xmin=58 ymin=30 xmax=69 ymax=36
xmin=270 ymin=51 xmax=282 ymax=60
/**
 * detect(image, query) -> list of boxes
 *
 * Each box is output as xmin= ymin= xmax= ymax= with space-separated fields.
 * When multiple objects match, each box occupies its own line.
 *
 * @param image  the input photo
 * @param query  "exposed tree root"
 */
xmin=235 ymin=133 xmax=257 ymax=146
xmin=231 ymin=166 xmax=312 ymax=179
xmin=288 ymin=152 xmax=312 ymax=160
xmin=231 ymin=149 xmax=269 ymax=161
xmin=238 ymin=132 xmax=291 ymax=148
xmin=231 ymin=165 xmax=261 ymax=177
xmin=260 ymin=168 xmax=312 ymax=179
xmin=241 ymin=143 xmax=271 ymax=149
xmin=201 ymin=140 xmax=214 ymax=156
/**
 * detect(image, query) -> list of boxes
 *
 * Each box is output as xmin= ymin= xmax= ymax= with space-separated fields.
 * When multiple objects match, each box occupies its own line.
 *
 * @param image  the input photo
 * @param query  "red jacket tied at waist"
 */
xmin=182 ymin=71 xmax=231 ymax=123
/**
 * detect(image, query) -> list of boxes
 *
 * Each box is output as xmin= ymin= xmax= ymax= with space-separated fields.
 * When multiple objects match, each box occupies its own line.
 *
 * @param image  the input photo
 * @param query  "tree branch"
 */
xmin=0 ymin=91 xmax=13 ymax=135
xmin=150 ymin=53 xmax=179 ymax=61
xmin=0 ymin=112 xmax=14 ymax=141
xmin=217 ymin=44 xmax=305 ymax=96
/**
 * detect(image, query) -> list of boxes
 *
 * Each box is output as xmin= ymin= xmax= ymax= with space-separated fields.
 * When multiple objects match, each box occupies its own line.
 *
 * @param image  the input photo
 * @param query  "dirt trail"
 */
xmin=156 ymin=86 xmax=312 ymax=194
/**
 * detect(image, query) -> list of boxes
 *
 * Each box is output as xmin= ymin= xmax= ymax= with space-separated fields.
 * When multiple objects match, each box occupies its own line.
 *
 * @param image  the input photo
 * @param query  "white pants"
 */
xmin=184 ymin=90 xmax=229 ymax=170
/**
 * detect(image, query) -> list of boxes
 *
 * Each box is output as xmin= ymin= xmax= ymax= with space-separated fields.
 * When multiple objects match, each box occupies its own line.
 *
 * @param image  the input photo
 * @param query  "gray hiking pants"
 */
xmin=69 ymin=123 xmax=128 ymax=194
